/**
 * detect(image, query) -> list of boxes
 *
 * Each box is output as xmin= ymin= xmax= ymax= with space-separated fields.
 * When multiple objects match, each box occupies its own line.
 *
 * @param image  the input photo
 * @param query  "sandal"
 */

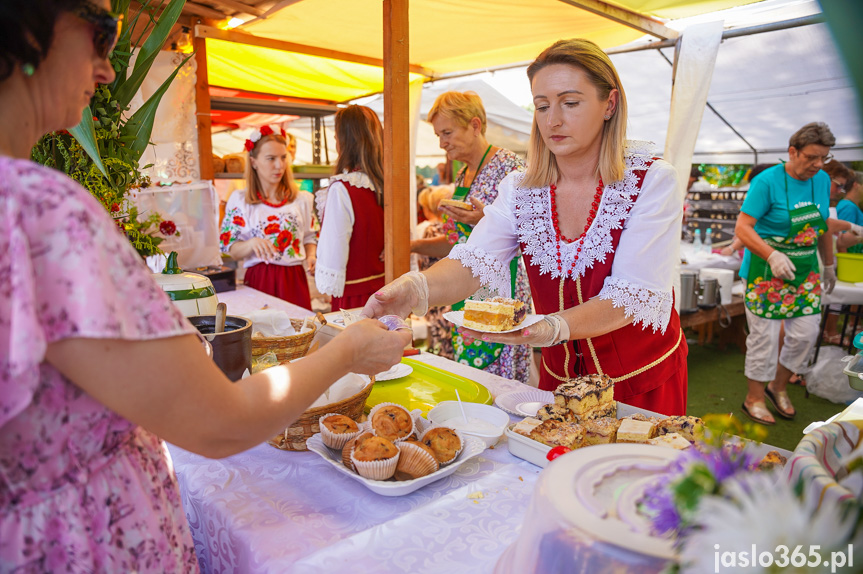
xmin=789 ymin=373 xmax=807 ymax=387
xmin=765 ymin=385 xmax=796 ymax=419
xmin=741 ymin=402 xmax=775 ymax=426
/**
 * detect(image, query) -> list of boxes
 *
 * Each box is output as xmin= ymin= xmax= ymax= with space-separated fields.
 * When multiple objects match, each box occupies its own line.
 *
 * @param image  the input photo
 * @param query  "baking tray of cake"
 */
xmin=365 ymin=358 xmax=493 ymax=416
xmin=306 ymin=433 xmax=487 ymax=496
xmin=443 ymin=310 xmax=545 ymax=334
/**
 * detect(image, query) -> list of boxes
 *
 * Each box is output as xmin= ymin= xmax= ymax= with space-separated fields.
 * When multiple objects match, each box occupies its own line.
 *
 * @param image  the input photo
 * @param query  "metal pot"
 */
xmin=680 ymin=270 xmax=699 ymax=313
xmin=188 ymin=315 xmax=252 ymax=382
xmin=698 ymin=277 xmax=721 ymax=309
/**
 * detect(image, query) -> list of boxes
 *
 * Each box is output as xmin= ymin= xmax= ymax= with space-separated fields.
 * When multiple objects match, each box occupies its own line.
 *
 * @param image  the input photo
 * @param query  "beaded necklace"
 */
xmin=549 ymin=177 xmax=604 ymax=276
xmin=257 ymin=189 xmax=290 ymax=208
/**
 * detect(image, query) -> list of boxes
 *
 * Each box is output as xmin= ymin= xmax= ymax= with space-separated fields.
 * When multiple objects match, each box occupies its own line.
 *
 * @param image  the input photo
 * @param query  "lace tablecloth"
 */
xmin=169 ymin=347 xmax=539 ymax=573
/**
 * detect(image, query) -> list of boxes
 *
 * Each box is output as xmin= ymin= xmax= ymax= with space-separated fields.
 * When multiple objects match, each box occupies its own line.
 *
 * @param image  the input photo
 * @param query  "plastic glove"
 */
xmin=521 ymin=314 xmax=571 ymax=347
xmin=850 ymin=223 xmax=863 ymax=237
xmin=360 ymin=271 xmax=429 ymax=319
xmin=767 ymin=250 xmax=796 ymax=281
xmin=822 ymin=263 xmax=837 ymax=295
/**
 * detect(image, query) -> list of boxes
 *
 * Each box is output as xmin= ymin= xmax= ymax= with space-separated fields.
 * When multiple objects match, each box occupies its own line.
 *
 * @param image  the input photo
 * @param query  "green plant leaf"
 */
xmin=125 ymin=52 xmax=194 ymax=161
xmin=69 ymin=106 xmax=109 ymax=178
xmin=113 ymin=0 xmax=186 ymax=108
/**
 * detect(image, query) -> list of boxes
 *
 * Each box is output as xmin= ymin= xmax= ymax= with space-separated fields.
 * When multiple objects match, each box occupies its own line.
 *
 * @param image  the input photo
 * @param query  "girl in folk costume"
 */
xmin=220 ymin=125 xmax=317 ymax=309
xmin=362 ymin=39 xmax=688 ymax=416
xmin=315 ymin=105 xmax=386 ymax=311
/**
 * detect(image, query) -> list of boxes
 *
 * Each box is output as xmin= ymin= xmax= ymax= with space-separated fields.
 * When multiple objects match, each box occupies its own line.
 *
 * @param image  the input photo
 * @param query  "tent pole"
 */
xmin=193 ymin=17 xmax=215 ymax=181
xmin=383 ymin=0 xmax=411 ymax=282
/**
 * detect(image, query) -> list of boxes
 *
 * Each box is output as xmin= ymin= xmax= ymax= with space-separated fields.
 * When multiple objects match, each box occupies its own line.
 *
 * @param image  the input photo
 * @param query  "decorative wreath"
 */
xmin=244 ymin=125 xmax=288 ymax=152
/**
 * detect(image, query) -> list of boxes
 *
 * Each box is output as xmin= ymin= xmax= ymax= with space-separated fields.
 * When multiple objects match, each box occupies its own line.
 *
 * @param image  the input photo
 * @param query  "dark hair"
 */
xmin=0 ymin=0 xmax=86 ymax=82
xmin=689 ymin=166 xmax=702 ymax=179
xmin=334 ymin=105 xmax=385 ymax=206
xmin=789 ymin=122 xmax=835 ymax=149
xmin=749 ymin=163 xmax=776 ymax=182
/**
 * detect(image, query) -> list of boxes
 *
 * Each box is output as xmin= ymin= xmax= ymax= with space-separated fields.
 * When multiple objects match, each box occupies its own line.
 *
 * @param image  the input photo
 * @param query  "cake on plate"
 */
xmin=463 ymin=297 xmax=527 ymax=332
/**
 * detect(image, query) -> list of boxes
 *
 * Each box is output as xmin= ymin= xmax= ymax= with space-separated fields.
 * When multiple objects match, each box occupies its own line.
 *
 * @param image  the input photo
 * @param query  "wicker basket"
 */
xmin=268 ymin=376 xmax=375 ymax=451
xmin=251 ymin=315 xmax=325 ymax=364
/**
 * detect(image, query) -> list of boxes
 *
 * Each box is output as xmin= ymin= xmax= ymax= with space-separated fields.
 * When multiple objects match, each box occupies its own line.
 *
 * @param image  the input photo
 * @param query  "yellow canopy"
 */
xmin=205 ymin=0 xmax=760 ymax=102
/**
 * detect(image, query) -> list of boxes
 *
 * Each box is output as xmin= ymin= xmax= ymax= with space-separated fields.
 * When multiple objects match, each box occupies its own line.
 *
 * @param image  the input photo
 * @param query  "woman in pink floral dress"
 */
xmin=0 ymin=4 xmax=410 ymax=571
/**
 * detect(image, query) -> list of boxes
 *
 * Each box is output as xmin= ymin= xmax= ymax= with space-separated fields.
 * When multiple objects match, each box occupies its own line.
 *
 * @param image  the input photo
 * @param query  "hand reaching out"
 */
xmin=439 ymin=197 xmax=486 ymax=226
xmin=338 ymin=319 xmax=412 ymax=375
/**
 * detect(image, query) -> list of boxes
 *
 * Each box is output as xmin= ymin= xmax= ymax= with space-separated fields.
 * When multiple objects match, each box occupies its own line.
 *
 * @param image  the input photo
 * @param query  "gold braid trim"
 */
xmin=345 ymin=272 xmax=386 ymax=285
xmin=576 ymin=276 xmax=604 ymax=376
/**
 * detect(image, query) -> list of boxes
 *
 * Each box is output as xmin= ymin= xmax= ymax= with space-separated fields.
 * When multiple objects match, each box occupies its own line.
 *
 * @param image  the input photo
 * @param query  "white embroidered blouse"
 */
xmin=314 ymin=171 xmax=377 ymax=297
xmin=220 ymin=189 xmax=317 ymax=269
xmin=449 ymin=143 xmax=681 ymax=333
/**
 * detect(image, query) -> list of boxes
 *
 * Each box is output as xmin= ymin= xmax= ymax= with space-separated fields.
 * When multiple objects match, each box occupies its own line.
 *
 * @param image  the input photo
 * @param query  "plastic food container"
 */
xmin=836 ymin=252 xmax=863 ymax=283
xmin=427 ymin=401 xmax=509 ymax=448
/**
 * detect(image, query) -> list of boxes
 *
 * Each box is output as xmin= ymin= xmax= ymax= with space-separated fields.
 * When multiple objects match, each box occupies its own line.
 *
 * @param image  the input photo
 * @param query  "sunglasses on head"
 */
xmin=72 ymin=4 xmax=123 ymax=59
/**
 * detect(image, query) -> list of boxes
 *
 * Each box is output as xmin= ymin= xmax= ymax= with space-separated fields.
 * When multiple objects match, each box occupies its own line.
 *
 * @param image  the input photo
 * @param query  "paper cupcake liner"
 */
xmin=394 ymin=441 xmax=440 ymax=481
xmin=351 ymin=449 xmax=400 ymax=481
xmin=319 ymin=413 xmax=362 ymax=450
xmin=419 ymin=425 xmax=464 ymax=466
xmin=368 ymin=402 xmax=416 ymax=443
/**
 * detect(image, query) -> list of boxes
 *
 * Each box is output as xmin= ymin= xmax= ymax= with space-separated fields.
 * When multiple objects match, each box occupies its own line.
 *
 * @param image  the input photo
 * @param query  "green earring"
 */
xmin=21 ymin=63 xmax=35 ymax=76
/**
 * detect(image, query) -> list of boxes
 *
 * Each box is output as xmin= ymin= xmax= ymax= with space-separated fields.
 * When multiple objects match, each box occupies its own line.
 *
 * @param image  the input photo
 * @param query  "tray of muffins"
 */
xmin=306 ymin=402 xmax=486 ymax=496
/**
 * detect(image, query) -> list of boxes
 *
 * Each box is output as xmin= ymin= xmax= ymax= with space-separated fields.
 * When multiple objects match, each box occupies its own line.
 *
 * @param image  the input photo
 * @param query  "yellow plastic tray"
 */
xmin=365 ymin=357 xmax=493 ymax=416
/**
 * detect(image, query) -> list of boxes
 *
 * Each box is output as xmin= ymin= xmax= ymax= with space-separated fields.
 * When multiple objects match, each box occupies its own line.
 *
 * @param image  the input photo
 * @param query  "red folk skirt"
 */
xmin=244 ymin=263 xmax=312 ymax=310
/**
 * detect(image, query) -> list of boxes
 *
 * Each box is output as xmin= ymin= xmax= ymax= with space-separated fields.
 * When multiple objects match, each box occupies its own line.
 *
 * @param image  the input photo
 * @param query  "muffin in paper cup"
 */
xmin=342 ymin=432 xmax=375 ymax=472
xmin=350 ymin=436 xmax=400 ymax=480
xmin=319 ymin=413 xmax=362 ymax=450
xmin=419 ymin=425 xmax=464 ymax=466
xmin=368 ymin=402 xmax=416 ymax=443
xmin=394 ymin=440 xmax=440 ymax=481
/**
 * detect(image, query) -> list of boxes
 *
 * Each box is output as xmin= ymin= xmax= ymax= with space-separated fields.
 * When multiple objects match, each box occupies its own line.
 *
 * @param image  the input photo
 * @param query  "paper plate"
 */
xmin=443 ymin=311 xmax=545 ymax=334
xmin=374 ymin=362 xmax=414 ymax=382
xmin=495 ymin=389 xmax=554 ymax=417
xmin=366 ymin=358 xmax=493 ymax=416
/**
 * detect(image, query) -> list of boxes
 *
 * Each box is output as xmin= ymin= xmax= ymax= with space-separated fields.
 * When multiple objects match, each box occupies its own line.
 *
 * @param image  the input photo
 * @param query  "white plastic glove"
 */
xmin=360 ymin=271 xmax=429 ymax=319
xmin=521 ymin=314 xmax=572 ymax=347
xmin=850 ymin=223 xmax=863 ymax=237
xmin=767 ymin=250 xmax=796 ymax=281
xmin=822 ymin=263 xmax=837 ymax=295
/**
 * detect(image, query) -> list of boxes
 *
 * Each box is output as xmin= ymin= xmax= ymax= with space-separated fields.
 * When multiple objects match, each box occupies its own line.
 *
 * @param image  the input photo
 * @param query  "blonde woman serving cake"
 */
xmin=362 ymin=39 xmax=688 ymax=415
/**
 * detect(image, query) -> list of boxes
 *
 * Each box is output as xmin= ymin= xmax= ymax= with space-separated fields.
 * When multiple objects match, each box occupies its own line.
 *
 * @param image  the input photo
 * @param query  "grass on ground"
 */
xmin=686 ymin=340 xmax=844 ymax=452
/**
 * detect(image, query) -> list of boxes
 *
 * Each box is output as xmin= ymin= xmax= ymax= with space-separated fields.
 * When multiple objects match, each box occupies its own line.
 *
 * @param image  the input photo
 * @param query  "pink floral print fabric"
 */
xmin=0 ymin=157 xmax=200 ymax=572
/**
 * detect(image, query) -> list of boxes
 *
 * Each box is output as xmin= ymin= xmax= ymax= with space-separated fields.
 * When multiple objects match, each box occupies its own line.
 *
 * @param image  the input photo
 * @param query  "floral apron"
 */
xmin=743 ymin=174 xmax=826 ymax=319
xmin=447 ymin=146 xmax=520 ymax=369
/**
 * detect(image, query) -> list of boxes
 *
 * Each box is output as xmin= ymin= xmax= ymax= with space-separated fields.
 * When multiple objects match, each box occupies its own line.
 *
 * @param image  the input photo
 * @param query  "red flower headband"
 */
xmin=244 ymin=125 xmax=288 ymax=152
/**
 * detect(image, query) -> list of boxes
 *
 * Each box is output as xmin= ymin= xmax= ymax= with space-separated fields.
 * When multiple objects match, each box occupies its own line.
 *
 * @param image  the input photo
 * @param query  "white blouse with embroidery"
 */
xmin=220 ymin=189 xmax=316 ymax=269
xmin=314 ymin=171 xmax=377 ymax=297
xmin=449 ymin=143 xmax=681 ymax=333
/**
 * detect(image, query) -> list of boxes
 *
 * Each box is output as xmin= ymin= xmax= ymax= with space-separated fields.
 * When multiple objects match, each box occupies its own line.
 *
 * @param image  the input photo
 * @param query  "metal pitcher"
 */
xmin=698 ymin=277 xmax=720 ymax=309
xmin=680 ymin=271 xmax=699 ymax=313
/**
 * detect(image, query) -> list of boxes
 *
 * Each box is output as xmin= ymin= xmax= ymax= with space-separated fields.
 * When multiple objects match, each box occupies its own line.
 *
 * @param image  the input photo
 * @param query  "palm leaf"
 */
xmin=69 ymin=106 xmax=109 ymax=178
xmin=124 ymin=52 xmax=194 ymax=160
xmin=113 ymin=0 xmax=186 ymax=108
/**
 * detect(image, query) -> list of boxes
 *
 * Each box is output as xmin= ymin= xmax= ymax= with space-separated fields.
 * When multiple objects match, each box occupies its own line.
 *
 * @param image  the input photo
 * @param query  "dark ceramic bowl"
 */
xmin=188 ymin=315 xmax=252 ymax=382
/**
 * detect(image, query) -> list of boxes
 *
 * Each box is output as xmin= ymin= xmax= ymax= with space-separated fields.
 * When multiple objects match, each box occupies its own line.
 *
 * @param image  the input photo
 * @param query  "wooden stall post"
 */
xmin=193 ymin=17 xmax=214 ymax=181
xmin=382 ymin=0 xmax=411 ymax=282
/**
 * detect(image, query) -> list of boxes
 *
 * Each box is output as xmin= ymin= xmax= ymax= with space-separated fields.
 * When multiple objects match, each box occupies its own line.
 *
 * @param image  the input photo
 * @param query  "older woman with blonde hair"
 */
xmin=409 ymin=90 xmax=534 ymax=382
xmin=364 ymin=39 xmax=688 ymax=415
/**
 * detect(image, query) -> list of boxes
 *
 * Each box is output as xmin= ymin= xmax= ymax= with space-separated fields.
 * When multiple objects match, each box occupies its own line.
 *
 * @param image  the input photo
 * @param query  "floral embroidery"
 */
xmin=745 ymin=271 xmax=821 ymax=318
xmin=791 ymin=223 xmax=821 ymax=246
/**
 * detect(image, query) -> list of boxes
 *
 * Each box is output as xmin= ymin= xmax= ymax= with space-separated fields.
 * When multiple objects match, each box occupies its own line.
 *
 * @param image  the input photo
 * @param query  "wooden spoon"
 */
xmin=215 ymin=302 xmax=227 ymax=334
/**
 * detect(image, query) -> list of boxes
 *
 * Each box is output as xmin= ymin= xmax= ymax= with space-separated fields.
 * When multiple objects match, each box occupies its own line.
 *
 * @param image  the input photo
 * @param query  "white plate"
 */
xmin=374 ymin=362 xmax=414 ymax=381
xmin=443 ymin=311 xmax=545 ymax=334
xmin=494 ymin=389 xmax=554 ymax=417
xmin=306 ymin=434 xmax=486 ymax=496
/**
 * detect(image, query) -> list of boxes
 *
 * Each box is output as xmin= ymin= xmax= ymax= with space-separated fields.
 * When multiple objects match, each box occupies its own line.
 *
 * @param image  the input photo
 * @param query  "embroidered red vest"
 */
xmin=520 ymin=162 xmax=687 ymax=401
xmin=341 ymin=182 xmax=386 ymax=298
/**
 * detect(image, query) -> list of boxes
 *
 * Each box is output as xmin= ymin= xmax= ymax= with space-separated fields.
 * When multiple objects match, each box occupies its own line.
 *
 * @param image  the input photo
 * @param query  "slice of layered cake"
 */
xmin=536 ymin=403 xmax=576 ymax=423
xmin=616 ymin=417 xmax=657 ymax=444
xmin=582 ymin=417 xmax=620 ymax=446
xmin=647 ymin=432 xmax=691 ymax=450
xmin=463 ymin=297 xmax=527 ymax=332
xmin=529 ymin=419 xmax=585 ymax=450
xmin=655 ymin=415 xmax=703 ymax=442
xmin=553 ymin=375 xmax=615 ymax=422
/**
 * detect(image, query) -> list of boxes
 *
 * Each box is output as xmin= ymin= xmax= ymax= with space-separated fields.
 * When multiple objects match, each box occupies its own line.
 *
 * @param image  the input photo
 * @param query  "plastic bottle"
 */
xmin=693 ymin=228 xmax=703 ymax=252
xmin=704 ymin=227 xmax=713 ymax=253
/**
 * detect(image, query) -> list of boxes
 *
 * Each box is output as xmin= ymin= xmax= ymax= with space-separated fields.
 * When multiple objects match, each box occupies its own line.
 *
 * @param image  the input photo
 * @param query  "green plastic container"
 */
xmin=836 ymin=252 xmax=863 ymax=283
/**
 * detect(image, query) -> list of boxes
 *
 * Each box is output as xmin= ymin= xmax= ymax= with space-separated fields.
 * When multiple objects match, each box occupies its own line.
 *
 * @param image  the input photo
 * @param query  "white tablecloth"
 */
xmin=680 ymin=242 xmax=742 ymax=273
xmin=822 ymin=280 xmax=863 ymax=306
xmin=216 ymin=285 xmax=315 ymax=319
xmin=168 ymin=352 xmax=540 ymax=574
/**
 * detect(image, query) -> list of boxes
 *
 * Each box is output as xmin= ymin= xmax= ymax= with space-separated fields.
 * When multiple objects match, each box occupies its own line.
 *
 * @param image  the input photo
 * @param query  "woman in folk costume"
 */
xmin=315 ymin=105 xmax=386 ymax=311
xmin=362 ymin=39 xmax=688 ymax=415
xmin=220 ymin=125 xmax=317 ymax=308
